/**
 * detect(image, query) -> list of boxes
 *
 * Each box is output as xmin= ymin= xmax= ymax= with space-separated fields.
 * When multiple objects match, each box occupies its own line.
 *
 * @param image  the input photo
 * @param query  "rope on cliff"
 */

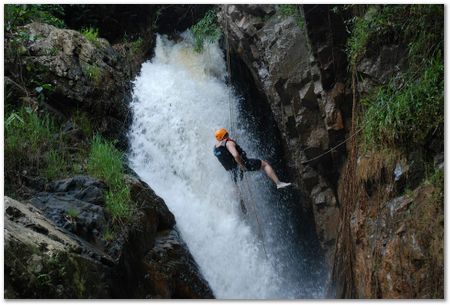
xmin=224 ymin=5 xmax=234 ymax=134
xmin=223 ymin=7 xmax=271 ymax=262
xmin=242 ymin=174 xmax=270 ymax=259
xmin=301 ymin=127 xmax=364 ymax=164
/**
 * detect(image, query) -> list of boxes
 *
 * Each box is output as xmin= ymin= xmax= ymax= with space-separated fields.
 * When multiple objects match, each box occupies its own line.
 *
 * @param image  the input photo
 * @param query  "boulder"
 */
xmin=5 ymin=172 xmax=214 ymax=299
xmin=4 ymin=196 xmax=113 ymax=298
xmin=30 ymin=176 xmax=108 ymax=247
xmin=5 ymin=22 xmax=134 ymax=146
xmin=142 ymin=230 xmax=215 ymax=299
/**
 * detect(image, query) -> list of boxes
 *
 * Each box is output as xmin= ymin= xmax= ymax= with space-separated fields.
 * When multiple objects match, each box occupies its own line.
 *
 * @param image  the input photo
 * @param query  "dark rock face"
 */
xmin=347 ymin=183 xmax=443 ymax=298
xmin=4 ymin=196 xmax=113 ymax=298
xmin=30 ymin=176 xmax=108 ymax=248
xmin=135 ymin=230 xmax=214 ymax=299
xmin=218 ymin=4 xmax=347 ymax=260
xmin=220 ymin=4 xmax=443 ymax=299
xmin=5 ymin=173 xmax=214 ymax=299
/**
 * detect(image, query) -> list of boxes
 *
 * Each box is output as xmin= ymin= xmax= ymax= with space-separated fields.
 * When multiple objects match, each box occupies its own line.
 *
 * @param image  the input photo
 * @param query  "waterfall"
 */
xmin=128 ymin=33 xmax=325 ymax=299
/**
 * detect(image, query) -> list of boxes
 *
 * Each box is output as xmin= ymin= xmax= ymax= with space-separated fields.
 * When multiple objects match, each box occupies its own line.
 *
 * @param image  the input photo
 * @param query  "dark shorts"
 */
xmin=229 ymin=158 xmax=262 ymax=183
xmin=243 ymin=158 xmax=262 ymax=171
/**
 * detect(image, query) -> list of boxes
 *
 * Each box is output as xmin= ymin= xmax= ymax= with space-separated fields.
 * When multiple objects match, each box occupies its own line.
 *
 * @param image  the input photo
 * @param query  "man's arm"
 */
xmin=226 ymin=141 xmax=247 ymax=170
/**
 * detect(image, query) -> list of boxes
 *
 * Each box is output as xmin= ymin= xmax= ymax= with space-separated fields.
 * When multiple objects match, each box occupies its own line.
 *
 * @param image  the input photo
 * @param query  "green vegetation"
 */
xmin=347 ymin=5 xmax=443 ymax=67
xmin=72 ymin=111 xmax=93 ymax=137
xmin=66 ymin=208 xmax=80 ymax=219
xmin=5 ymin=4 xmax=65 ymax=32
xmin=4 ymin=107 xmax=94 ymax=194
xmin=191 ymin=9 xmax=221 ymax=52
xmin=5 ymin=108 xmax=57 ymax=184
xmin=5 ymin=106 xmax=133 ymax=229
xmin=346 ymin=5 xmax=444 ymax=151
xmin=4 ymin=108 xmax=73 ymax=191
xmin=44 ymin=149 xmax=67 ymax=180
xmin=87 ymin=135 xmax=133 ymax=223
xmin=278 ymin=4 xmax=304 ymax=29
xmin=361 ymin=56 xmax=443 ymax=149
xmin=130 ymin=37 xmax=144 ymax=54
xmin=83 ymin=64 xmax=102 ymax=84
xmin=103 ymin=227 xmax=115 ymax=241
xmin=81 ymin=27 xmax=99 ymax=44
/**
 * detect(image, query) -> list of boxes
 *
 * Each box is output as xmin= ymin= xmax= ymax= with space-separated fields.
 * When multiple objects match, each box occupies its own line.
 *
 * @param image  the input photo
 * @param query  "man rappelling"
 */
xmin=213 ymin=128 xmax=292 ymax=189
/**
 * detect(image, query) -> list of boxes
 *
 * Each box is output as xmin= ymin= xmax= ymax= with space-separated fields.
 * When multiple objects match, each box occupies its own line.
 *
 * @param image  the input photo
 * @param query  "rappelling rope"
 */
xmin=224 ymin=6 xmax=234 ymax=134
xmin=242 ymin=174 xmax=270 ymax=259
xmin=224 ymin=8 xmax=271 ymax=262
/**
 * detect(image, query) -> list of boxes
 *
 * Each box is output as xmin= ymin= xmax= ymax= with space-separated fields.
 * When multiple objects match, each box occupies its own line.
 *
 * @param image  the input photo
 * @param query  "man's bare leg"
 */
xmin=261 ymin=160 xmax=292 ymax=189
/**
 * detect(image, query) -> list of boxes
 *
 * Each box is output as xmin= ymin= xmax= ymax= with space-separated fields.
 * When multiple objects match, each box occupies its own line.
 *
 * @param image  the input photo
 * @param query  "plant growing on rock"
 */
xmin=44 ymin=149 xmax=67 ymax=180
xmin=87 ymin=135 xmax=133 ymax=224
xmin=347 ymin=5 xmax=444 ymax=151
xmin=191 ymin=9 xmax=221 ymax=52
xmin=5 ymin=4 xmax=65 ymax=32
xmin=81 ymin=27 xmax=100 ymax=45
xmin=278 ymin=4 xmax=305 ymax=29
xmin=66 ymin=208 xmax=80 ymax=220
xmin=83 ymin=64 xmax=102 ymax=85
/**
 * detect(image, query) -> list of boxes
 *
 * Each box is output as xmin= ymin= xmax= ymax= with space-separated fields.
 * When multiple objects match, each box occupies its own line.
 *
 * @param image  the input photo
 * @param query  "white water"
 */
xmin=128 ymin=33 xmax=324 ymax=299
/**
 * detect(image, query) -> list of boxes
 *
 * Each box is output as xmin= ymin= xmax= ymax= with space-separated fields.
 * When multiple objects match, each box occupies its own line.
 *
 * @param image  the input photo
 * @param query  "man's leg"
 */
xmin=260 ymin=160 xmax=280 ymax=184
xmin=260 ymin=160 xmax=292 ymax=189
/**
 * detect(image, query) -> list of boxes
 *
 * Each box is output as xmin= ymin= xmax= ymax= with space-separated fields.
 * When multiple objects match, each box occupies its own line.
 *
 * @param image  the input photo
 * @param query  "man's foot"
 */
xmin=276 ymin=182 xmax=292 ymax=189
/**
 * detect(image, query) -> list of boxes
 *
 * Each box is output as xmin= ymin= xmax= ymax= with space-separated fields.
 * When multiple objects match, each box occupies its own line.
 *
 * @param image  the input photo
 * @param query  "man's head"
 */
xmin=215 ymin=128 xmax=229 ymax=141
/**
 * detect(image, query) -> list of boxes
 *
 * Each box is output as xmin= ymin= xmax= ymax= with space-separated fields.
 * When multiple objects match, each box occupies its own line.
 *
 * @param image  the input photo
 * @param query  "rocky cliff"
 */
xmin=218 ymin=4 xmax=347 ymax=262
xmin=4 ymin=13 xmax=214 ymax=298
xmin=218 ymin=4 xmax=443 ymax=298
xmin=5 ymin=175 xmax=213 ymax=298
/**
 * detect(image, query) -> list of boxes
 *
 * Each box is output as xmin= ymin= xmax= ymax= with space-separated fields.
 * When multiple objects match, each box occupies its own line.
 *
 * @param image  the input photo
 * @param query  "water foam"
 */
xmin=128 ymin=34 xmax=284 ymax=299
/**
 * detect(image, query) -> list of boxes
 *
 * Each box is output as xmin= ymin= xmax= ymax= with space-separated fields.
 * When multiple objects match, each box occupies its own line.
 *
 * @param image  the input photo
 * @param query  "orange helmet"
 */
xmin=215 ymin=128 xmax=228 ymax=141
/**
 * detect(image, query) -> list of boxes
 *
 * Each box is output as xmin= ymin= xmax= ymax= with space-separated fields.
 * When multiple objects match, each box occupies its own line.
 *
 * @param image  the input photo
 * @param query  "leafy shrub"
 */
xmin=347 ymin=5 xmax=443 ymax=67
xmin=44 ymin=149 xmax=67 ymax=180
xmin=66 ymin=208 xmax=80 ymax=219
xmin=5 ymin=108 xmax=60 ymax=190
xmin=347 ymin=5 xmax=444 ymax=150
xmin=87 ymin=135 xmax=132 ymax=223
xmin=4 ymin=106 xmax=96 ymax=196
xmin=87 ymin=135 xmax=123 ymax=185
xmin=130 ymin=37 xmax=144 ymax=54
xmin=72 ymin=111 xmax=93 ymax=137
xmin=81 ymin=27 xmax=99 ymax=44
xmin=191 ymin=9 xmax=221 ymax=52
xmin=5 ymin=4 xmax=65 ymax=32
xmin=361 ymin=54 xmax=443 ymax=150
xmin=278 ymin=4 xmax=304 ymax=29
xmin=83 ymin=64 xmax=102 ymax=84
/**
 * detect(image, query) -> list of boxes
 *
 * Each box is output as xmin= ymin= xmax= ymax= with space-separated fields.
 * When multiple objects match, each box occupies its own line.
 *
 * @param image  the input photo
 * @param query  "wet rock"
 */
xmin=434 ymin=153 xmax=444 ymax=170
xmin=350 ymin=183 xmax=443 ymax=298
xmin=125 ymin=174 xmax=175 ymax=231
xmin=4 ymin=196 xmax=112 ymax=298
xmin=30 ymin=192 xmax=107 ymax=245
xmin=357 ymin=44 xmax=407 ymax=93
xmin=406 ymin=151 xmax=425 ymax=190
xmin=30 ymin=176 xmax=107 ymax=245
xmin=142 ymin=230 xmax=215 ymax=299
xmin=6 ymin=172 xmax=214 ymax=299
xmin=47 ymin=176 xmax=107 ymax=205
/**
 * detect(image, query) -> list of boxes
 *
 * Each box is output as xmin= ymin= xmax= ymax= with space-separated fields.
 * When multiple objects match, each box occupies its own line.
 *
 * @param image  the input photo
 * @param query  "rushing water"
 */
xmin=128 ymin=33 xmax=325 ymax=299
